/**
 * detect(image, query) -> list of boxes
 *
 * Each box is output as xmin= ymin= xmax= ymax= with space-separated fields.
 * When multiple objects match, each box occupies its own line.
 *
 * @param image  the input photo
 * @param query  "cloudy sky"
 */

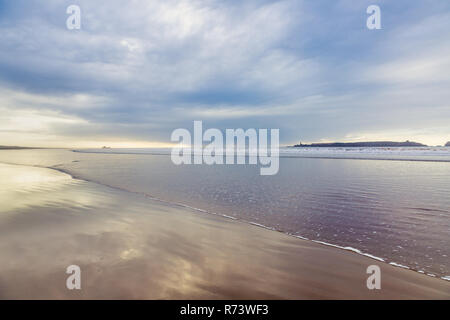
xmin=0 ymin=0 xmax=449 ymax=147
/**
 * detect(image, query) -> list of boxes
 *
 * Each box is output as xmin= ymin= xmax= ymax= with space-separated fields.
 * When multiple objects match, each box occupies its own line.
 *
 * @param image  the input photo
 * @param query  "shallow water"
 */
xmin=0 ymin=148 xmax=449 ymax=279
xmin=0 ymin=162 xmax=448 ymax=299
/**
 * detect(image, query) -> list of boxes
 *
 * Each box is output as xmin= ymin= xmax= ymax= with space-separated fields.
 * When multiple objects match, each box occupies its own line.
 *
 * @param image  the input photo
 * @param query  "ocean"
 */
xmin=0 ymin=147 xmax=449 ymax=280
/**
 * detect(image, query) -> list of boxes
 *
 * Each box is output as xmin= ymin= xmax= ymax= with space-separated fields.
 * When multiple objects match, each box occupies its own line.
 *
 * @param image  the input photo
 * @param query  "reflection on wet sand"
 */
xmin=0 ymin=163 xmax=449 ymax=299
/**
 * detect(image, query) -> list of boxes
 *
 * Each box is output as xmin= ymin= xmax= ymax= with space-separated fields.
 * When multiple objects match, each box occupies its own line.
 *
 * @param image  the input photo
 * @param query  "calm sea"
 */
xmin=0 ymin=148 xmax=449 ymax=279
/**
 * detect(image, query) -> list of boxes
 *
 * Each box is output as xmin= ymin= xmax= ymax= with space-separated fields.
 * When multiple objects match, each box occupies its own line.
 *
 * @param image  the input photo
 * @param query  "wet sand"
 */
xmin=0 ymin=163 xmax=449 ymax=299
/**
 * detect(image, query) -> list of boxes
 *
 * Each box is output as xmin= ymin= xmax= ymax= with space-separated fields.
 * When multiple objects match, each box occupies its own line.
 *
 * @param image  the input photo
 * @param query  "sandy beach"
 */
xmin=0 ymin=162 xmax=448 ymax=299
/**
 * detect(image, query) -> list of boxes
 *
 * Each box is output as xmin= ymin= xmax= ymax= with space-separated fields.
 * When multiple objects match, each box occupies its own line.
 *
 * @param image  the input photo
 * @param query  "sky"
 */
xmin=0 ymin=0 xmax=449 ymax=147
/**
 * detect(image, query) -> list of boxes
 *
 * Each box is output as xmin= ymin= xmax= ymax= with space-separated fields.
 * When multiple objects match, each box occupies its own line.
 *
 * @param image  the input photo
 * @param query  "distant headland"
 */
xmin=0 ymin=146 xmax=40 ymax=150
xmin=445 ymin=141 xmax=450 ymax=147
xmin=293 ymin=141 xmax=427 ymax=148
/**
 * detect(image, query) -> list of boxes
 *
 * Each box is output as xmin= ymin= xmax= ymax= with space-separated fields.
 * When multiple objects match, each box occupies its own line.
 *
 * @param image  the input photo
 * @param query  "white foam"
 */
xmin=389 ymin=262 xmax=410 ymax=269
xmin=73 ymin=146 xmax=450 ymax=162
xmin=309 ymin=240 xmax=386 ymax=262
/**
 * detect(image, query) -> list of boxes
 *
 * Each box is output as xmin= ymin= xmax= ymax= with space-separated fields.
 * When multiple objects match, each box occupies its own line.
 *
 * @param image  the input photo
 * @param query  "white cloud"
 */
xmin=0 ymin=0 xmax=449 ymax=146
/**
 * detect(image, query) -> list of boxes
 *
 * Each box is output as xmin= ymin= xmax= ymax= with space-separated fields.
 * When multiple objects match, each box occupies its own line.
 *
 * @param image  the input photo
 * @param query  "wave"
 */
xmin=73 ymin=147 xmax=450 ymax=163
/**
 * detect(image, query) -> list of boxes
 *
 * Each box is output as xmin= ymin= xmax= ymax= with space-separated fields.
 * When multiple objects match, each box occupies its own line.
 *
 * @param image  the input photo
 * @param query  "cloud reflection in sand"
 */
xmin=0 ymin=163 xmax=448 ymax=299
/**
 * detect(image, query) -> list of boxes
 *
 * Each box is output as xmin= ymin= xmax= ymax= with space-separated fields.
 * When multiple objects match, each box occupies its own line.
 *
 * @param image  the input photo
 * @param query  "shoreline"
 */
xmin=48 ymin=164 xmax=450 ymax=283
xmin=0 ymin=161 xmax=449 ymax=298
xmin=1 ymin=160 xmax=449 ymax=284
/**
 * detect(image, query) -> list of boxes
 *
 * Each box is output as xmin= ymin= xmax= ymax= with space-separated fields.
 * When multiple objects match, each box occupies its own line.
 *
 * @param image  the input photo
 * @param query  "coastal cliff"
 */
xmin=294 ymin=141 xmax=427 ymax=148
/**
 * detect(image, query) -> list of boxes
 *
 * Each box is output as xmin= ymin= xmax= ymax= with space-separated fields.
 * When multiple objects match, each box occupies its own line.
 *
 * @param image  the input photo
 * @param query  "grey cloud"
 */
xmin=0 ymin=0 xmax=449 ymax=146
